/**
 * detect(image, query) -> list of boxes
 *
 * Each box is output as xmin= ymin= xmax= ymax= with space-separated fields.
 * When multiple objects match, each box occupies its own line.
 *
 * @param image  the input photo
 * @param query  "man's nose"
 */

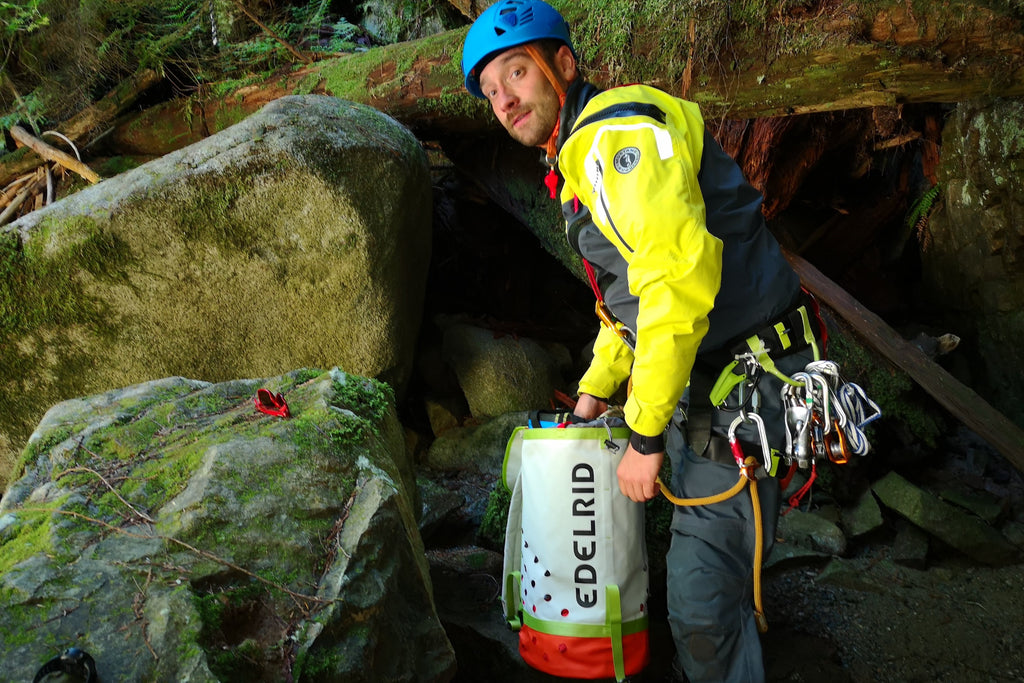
xmin=495 ymin=87 xmax=518 ymax=111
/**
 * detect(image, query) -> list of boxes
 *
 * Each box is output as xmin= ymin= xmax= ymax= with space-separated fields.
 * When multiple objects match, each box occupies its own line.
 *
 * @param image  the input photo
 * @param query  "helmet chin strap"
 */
xmin=523 ymin=43 xmax=567 ymax=199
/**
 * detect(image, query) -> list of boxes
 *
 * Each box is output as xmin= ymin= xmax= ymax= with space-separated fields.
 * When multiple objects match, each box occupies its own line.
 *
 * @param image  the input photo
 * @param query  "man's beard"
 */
xmin=506 ymin=98 xmax=559 ymax=148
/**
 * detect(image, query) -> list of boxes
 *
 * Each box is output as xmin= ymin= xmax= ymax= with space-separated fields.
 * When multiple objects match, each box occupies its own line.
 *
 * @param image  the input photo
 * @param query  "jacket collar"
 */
xmin=556 ymin=78 xmax=602 ymax=152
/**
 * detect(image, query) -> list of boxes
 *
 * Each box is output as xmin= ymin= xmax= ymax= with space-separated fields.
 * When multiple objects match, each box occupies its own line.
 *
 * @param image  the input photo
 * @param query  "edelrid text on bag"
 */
xmin=501 ymin=418 xmax=649 ymax=681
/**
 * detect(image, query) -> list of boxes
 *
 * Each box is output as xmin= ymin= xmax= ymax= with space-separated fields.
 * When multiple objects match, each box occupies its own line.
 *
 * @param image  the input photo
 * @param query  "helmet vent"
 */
xmin=498 ymin=7 xmax=518 ymax=28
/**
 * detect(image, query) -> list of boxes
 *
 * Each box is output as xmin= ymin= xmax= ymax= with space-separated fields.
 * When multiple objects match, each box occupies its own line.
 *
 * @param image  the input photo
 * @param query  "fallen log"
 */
xmin=95 ymin=0 xmax=1024 ymax=159
xmin=784 ymin=248 xmax=1024 ymax=473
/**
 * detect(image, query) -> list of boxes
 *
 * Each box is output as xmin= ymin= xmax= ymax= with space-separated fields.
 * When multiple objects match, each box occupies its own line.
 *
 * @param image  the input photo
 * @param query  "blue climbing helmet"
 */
xmin=462 ymin=0 xmax=576 ymax=99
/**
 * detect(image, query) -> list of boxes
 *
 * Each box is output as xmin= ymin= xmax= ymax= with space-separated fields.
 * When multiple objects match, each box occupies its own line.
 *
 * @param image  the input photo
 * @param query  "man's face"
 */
xmin=478 ymin=47 xmax=562 ymax=148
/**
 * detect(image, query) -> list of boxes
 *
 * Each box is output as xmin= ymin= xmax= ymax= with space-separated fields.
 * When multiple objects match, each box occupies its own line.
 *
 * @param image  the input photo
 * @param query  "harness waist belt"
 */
xmin=728 ymin=291 xmax=823 ymax=360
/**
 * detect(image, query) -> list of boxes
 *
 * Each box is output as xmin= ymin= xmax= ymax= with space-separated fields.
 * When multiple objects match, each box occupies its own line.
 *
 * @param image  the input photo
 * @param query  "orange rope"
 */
xmin=656 ymin=455 xmax=768 ymax=632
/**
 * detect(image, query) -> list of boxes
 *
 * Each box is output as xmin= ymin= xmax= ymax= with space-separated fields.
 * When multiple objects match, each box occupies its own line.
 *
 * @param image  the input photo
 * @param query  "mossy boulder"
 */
xmin=0 ymin=368 xmax=455 ymax=682
xmin=0 ymin=94 xmax=432 ymax=490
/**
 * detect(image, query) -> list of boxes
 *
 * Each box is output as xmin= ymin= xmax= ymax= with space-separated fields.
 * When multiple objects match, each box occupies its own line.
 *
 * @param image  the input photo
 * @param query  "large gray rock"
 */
xmin=423 ymin=411 xmax=526 ymax=477
xmin=0 ymin=369 xmax=455 ymax=682
xmin=0 ymin=95 xmax=432 ymax=488
xmin=872 ymin=471 xmax=1020 ymax=566
xmin=777 ymin=508 xmax=848 ymax=557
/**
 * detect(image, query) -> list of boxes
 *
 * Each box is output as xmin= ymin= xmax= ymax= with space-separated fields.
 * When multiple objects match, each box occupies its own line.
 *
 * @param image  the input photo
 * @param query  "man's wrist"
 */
xmin=629 ymin=431 xmax=664 ymax=455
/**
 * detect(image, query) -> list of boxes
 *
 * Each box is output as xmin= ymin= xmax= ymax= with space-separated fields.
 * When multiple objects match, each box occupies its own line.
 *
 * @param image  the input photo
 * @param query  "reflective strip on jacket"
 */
xmin=557 ymin=82 xmax=799 ymax=439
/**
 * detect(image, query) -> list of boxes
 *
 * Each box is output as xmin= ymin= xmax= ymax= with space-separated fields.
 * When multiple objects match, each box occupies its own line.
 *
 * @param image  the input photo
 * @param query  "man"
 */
xmin=462 ymin=2 xmax=824 ymax=681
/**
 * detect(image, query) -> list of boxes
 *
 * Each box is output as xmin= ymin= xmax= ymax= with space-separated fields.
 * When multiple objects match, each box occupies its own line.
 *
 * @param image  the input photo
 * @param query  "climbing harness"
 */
xmin=580 ymin=275 xmax=881 ymax=633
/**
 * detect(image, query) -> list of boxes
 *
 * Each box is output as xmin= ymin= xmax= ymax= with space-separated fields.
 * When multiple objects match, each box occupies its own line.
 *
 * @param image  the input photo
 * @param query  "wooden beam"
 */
xmin=783 ymin=249 xmax=1024 ymax=472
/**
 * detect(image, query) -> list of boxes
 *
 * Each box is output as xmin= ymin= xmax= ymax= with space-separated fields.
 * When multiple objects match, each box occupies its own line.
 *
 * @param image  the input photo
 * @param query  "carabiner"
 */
xmin=727 ymin=413 xmax=770 ymax=480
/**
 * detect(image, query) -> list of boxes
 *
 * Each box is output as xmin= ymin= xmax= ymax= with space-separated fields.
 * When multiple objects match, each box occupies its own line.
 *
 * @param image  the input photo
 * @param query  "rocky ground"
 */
xmin=762 ymin=558 xmax=1024 ymax=682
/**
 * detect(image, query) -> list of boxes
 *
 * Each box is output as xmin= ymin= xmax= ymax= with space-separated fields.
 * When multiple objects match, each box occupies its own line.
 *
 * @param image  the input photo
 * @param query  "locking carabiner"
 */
xmin=728 ymin=413 xmax=770 ymax=480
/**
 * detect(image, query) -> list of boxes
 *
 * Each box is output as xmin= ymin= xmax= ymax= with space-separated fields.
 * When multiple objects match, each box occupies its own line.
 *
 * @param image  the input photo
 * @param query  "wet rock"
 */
xmin=777 ymin=508 xmax=848 ymax=556
xmin=872 ymin=471 xmax=1021 ymax=566
xmin=842 ymin=489 xmax=884 ymax=538
xmin=926 ymin=98 xmax=1024 ymax=426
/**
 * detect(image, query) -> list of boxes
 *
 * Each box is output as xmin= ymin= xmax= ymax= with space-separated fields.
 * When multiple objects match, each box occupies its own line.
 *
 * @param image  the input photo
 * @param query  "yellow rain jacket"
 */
xmin=557 ymin=82 xmax=799 ymax=440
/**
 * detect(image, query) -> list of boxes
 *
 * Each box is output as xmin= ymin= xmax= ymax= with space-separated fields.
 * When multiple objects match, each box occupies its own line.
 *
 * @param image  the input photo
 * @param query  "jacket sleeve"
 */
xmin=578 ymin=322 xmax=634 ymax=399
xmin=561 ymin=109 xmax=723 ymax=437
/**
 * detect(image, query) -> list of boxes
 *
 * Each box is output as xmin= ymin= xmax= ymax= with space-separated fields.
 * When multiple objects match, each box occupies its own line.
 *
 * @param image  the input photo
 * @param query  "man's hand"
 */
xmin=616 ymin=445 xmax=664 ymax=502
xmin=573 ymin=393 xmax=608 ymax=421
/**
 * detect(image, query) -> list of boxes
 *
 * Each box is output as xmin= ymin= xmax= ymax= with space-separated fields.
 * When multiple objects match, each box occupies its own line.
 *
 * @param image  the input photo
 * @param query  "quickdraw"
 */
xmin=781 ymin=359 xmax=880 ymax=470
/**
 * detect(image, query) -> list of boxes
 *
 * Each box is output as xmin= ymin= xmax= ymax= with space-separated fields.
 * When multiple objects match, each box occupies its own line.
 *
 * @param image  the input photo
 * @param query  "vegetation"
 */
xmin=0 ymin=0 xmax=462 ymax=135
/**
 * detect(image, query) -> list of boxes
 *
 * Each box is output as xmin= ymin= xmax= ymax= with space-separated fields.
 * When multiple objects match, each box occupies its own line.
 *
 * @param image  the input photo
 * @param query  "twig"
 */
xmin=873 ymin=131 xmax=922 ymax=151
xmin=229 ymin=0 xmax=311 ymax=64
xmin=41 ymin=507 xmax=330 ymax=611
xmin=681 ymin=18 xmax=697 ymax=99
xmin=0 ymin=186 xmax=32 ymax=226
xmin=56 ymin=465 xmax=156 ymax=523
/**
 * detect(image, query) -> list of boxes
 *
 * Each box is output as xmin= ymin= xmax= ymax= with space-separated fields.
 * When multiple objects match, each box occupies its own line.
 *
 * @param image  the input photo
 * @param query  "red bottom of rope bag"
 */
xmin=518 ymin=625 xmax=649 ymax=679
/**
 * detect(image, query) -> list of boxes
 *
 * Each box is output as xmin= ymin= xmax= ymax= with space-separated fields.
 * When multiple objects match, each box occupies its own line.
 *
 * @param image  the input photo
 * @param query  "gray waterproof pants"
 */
xmin=664 ymin=349 xmax=814 ymax=682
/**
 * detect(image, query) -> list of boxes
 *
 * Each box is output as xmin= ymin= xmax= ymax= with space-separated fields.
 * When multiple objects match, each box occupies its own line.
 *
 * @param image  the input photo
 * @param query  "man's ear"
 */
xmin=554 ymin=44 xmax=578 ymax=84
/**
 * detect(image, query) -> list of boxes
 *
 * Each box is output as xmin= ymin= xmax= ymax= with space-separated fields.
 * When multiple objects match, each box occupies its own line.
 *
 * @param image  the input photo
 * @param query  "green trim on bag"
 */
xmin=607 ymin=585 xmax=625 ymax=682
xmin=521 ymin=611 xmax=648 ymax=638
xmin=520 ymin=427 xmax=632 ymax=441
xmin=502 ymin=425 xmax=528 ymax=492
xmin=505 ymin=571 xmax=523 ymax=630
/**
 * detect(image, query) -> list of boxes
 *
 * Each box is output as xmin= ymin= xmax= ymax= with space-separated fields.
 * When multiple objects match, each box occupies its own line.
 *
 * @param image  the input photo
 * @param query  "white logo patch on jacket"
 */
xmin=613 ymin=147 xmax=641 ymax=173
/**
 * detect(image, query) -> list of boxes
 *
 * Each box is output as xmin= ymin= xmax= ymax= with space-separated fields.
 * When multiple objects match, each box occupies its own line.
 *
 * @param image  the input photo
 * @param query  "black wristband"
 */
xmin=629 ymin=431 xmax=664 ymax=454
